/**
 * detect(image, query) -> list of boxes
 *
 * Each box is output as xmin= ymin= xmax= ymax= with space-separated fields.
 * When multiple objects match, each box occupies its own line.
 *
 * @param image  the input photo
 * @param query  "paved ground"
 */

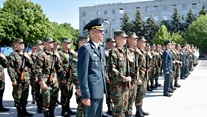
xmin=0 ymin=60 xmax=207 ymax=117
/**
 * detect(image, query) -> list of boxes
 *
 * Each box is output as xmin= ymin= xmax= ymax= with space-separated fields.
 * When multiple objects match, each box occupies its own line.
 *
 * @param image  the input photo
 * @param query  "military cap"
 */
xmin=14 ymin=38 xmax=24 ymax=43
xmin=164 ymin=40 xmax=171 ymax=46
xmin=54 ymin=40 xmax=60 ymax=45
xmin=176 ymin=44 xmax=181 ymax=47
xmin=137 ymin=36 xmax=147 ymax=42
xmin=114 ymin=30 xmax=128 ymax=38
xmin=61 ymin=38 xmax=71 ymax=43
xmin=106 ymin=38 xmax=115 ymax=43
xmin=171 ymin=41 xmax=176 ymax=45
xmin=43 ymin=37 xmax=54 ymax=42
xmin=34 ymin=40 xmax=42 ymax=45
xmin=84 ymin=18 xmax=104 ymax=31
xmin=127 ymin=32 xmax=138 ymax=39
xmin=151 ymin=43 xmax=156 ymax=46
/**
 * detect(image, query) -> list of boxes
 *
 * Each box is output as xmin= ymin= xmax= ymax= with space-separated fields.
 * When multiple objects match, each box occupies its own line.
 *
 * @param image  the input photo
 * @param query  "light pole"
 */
xmin=104 ymin=16 xmax=112 ymax=38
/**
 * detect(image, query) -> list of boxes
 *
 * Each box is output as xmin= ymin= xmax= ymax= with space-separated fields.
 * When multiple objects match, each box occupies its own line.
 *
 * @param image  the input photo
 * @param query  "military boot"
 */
xmin=16 ymin=107 xmax=23 ymax=117
xmin=0 ymin=90 xmax=9 ymax=112
xmin=170 ymin=82 xmax=176 ymax=90
xmin=22 ymin=106 xmax=33 ymax=116
xmin=140 ymin=105 xmax=149 ymax=115
xmin=31 ymin=94 xmax=35 ymax=104
xmin=61 ymin=106 xmax=67 ymax=116
xmin=155 ymin=78 xmax=161 ymax=87
xmin=49 ymin=109 xmax=55 ymax=117
xmin=67 ymin=104 xmax=76 ymax=115
xmin=150 ymin=79 xmax=156 ymax=89
xmin=36 ymin=101 xmax=42 ymax=113
xmin=43 ymin=111 xmax=49 ymax=117
xmin=106 ymin=102 xmax=113 ymax=115
xmin=147 ymin=82 xmax=153 ymax=91
xmin=174 ymin=81 xmax=181 ymax=88
xmin=135 ymin=106 xmax=144 ymax=117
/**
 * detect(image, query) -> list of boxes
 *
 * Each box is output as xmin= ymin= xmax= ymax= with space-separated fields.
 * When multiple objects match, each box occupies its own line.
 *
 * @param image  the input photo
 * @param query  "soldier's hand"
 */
xmin=166 ymin=72 xmax=169 ymax=74
xmin=61 ymin=79 xmax=67 ymax=84
xmin=0 ymin=52 xmax=7 ymax=60
xmin=34 ymin=78 xmax=38 ymax=83
xmin=54 ymin=50 xmax=61 ymax=60
xmin=76 ymin=89 xmax=82 ymax=96
xmin=40 ymin=81 xmax=48 ymax=90
xmin=106 ymin=78 xmax=111 ymax=83
xmin=125 ymin=76 xmax=131 ymax=82
xmin=137 ymin=79 xmax=142 ymax=85
xmin=12 ymin=81 xmax=18 ymax=86
xmin=82 ymin=98 xmax=91 ymax=106
xmin=23 ymin=52 xmax=31 ymax=60
xmin=127 ymin=55 xmax=134 ymax=63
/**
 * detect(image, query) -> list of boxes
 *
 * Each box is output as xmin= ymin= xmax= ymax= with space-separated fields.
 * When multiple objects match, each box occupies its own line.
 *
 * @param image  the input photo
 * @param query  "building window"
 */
xmin=136 ymin=7 xmax=140 ymax=10
xmin=172 ymin=4 xmax=177 ymax=9
xmin=182 ymin=15 xmax=185 ymax=20
xmin=104 ymin=10 xmax=108 ymax=15
xmin=192 ymin=3 xmax=197 ymax=9
xmin=163 ymin=5 xmax=167 ymax=11
xmin=112 ymin=9 xmax=115 ymax=14
xmin=97 ymin=10 xmax=100 ymax=15
xmin=154 ymin=6 xmax=158 ymax=11
xmin=119 ymin=8 xmax=124 ymax=13
xmin=182 ymin=4 xmax=186 ymax=9
xmin=145 ymin=6 xmax=149 ymax=12
xmin=82 ymin=20 xmax=86 ymax=25
xmin=82 ymin=12 xmax=86 ymax=16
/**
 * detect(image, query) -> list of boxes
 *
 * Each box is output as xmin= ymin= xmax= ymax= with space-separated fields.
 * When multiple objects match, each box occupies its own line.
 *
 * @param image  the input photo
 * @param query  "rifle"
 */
xmin=125 ymin=43 xmax=131 ymax=88
xmin=146 ymin=51 xmax=150 ymax=79
xmin=20 ymin=43 xmax=30 ymax=81
xmin=48 ymin=50 xmax=56 ymax=84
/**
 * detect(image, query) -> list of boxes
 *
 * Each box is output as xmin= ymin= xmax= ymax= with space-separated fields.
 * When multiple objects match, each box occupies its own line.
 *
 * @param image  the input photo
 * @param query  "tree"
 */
xmin=170 ymin=8 xmax=182 ymax=33
xmin=0 ymin=0 xmax=53 ymax=46
xmin=120 ymin=12 xmax=132 ymax=33
xmin=132 ymin=9 xmax=144 ymax=36
xmin=185 ymin=15 xmax=207 ymax=53
xmin=199 ymin=5 xmax=207 ymax=16
xmin=153 ymin=25 xmax=171 ymax=45
xmin=160 ymin=19 xmax=171 ymax=31
xmin=144 ymin=15 xmax=159 ymax=43
xmin=171 ymin=32 xmax=186 ymax=45
xmin=185 ymin=8 xmax=197 ymax=28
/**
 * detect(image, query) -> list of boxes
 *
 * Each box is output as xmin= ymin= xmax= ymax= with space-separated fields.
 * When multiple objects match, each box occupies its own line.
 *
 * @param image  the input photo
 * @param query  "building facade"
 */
xmin=79 ymin=0 xmax=207 ymax=38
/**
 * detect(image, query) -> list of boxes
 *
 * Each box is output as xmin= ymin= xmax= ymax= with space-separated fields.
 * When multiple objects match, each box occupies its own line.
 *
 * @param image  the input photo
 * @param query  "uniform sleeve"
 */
xmin=35 ymin=54 xmax=45 ymax=82
xmin=7 ymin=54 xmax=18 ymax=82
xmin=162 ymin=51 xmax=169 ymax=73
xmin=77 ymin=46 xmax=90 ymax=99
xmin=55 ymin=58 xmax=65 ymax=81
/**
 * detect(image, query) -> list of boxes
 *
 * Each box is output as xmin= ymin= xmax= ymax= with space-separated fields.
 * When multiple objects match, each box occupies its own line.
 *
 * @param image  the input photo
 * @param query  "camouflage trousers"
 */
xmin=42 ymin=82 xmax=59 ymax=112
xmin=173 ymin=65 xmax=180 ymax=82
xmin=0 ymin=80 xmax=5 ymax=91
xmin=125 ymin=83 xmax=138 ymax=116
xmin=59 ymin=81 xmax=74 ymax=107
xmin=111 ymin=83 xmax=129 ymax=117
xmin=106 ymin=82 xmax=112 ymax=104
xmin=34 ymin=82 xmax=42 ymax=105
xmin=12 ymin=81 xmax=30 ymax=107
xmin=135 ymin=79 xmax=147 ymax=106
xmin=155 ymin=67 xmax=161 ymax=79
xmin=75 ymin=92 xmax=85 ymax=117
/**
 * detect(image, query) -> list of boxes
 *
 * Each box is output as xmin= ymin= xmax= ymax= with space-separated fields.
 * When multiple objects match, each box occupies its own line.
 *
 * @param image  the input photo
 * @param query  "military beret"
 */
xmin=43 ymin=37 xmax=54 ymax=42
xmin=164 ymin=40 xmax=171 ymax=46
xmin=106 ymin=38 xmax=115 ymax=43
xmin=34 ymin=40 xmax=42 ymax=45
xmin=127 ymin=32 xmax=138 ymax=39
xmin=114 ymin=30 xmax=128 ymax=38
xmin=61 ymin=38 xmax=71 ymax=43
xmin=14 ymin=38 xmax=24 ymax=43
xmin=137 ymin=36 xmax=147 ymax=42
xmin=84 ymin=18 xmax=104 ymax=31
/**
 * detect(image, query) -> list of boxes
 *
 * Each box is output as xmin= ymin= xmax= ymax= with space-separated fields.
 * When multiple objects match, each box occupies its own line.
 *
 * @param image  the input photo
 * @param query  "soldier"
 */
xmin=36 ymin=37 xmax=65 ymax=117
xmin=149 ymin=44 xmax=156 ymax=90
xmin=7 ymin=38 xmax=34 ymax=117
xmin=124 ymin=32 xmax=141 ymax=117
xmin=73 ymin=36 xmax=88 ymax=117
xmin=154 ymin=44 xmax=162 ymax=87
xmin=174 ymin=44 xmax=182 ymax=88
xmin=180 ymin=45 xmax=187 ymax=79
xmin=135 ymin=36 xmax=149 ymax=117
xmin=170 ymin=42 xmax=177 ymax=92
xmin=162 ymin=40 xmax=173 ymax=97
xmin=105 ymin=37 xmax=116 ymax=115
xmin=58 ymin=38 xmax=76 ymax=116
xmin=0 ymin=47 xmax=9 ymax=112
xmin=108 ymin=30 xmax=131 ymax=117
xmin=31 ymin=40 xmax=44 ymax=113
xmin=145 ymin=43 xmax=153 ymax=91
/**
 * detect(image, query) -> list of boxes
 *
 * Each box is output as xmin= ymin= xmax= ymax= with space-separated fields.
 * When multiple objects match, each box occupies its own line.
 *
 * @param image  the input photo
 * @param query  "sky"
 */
xmin=0 ymin=0 xmax=151 ymax=29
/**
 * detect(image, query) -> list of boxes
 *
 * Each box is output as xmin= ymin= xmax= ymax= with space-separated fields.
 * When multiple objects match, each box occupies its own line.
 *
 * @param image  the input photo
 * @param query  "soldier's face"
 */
xmin=36 ymin=44 xmax=43 ymax=51
xmin=90 ymin=29 xmax=104 ymax=43
xmin=62 ymin=42 xmax=70 ymax=49
xmin=16 ymin=42 xmax=25 ymax=51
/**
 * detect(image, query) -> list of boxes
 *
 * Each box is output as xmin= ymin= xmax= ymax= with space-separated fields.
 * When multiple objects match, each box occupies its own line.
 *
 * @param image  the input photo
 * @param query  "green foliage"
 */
xmin=144 ymin=15 xmax=159 ymax=42
xmin=199 ymin=5 xmax=207 ymax=16
xmin=0 ymin=0 xmax=53 ymax=45
xmin=185 ymin=15 xmax=207 ymax=53
xmin=153 ymin=25 xmax=171 ymax=45
xmin=171 ymin=32 xmax=186 ymax=45
xmin=186 ymin=9 xmax=197 ymax=25
xmin=132 ymin=10 xmax=144 ymax=36
xmin=171 ymin=8 xmax=182 ymax=33
xmin=120 ymin=12 xmax=132 ymax=33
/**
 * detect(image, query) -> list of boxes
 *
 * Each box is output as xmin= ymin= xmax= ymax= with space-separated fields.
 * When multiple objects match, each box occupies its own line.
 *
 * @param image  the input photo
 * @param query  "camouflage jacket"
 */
xmin=0 ymin=56 xmax=7 ymax=81
xmin=7 ymin=51 xmax=34 ymax=82
xmin=138 ymin=50 xmax=148 ymax=80
xmin=36 ymin=50 xmax=65 ymax=83
xmin=128 ymin=48 xmax=137 ymax=81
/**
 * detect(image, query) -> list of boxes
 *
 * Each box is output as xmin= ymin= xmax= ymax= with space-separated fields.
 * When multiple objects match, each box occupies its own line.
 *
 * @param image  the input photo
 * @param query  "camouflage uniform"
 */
xmin=154 ymin=50 xmax=162 ymax=86
xmin=174 ymin=49 xmax=182 ymax=86
xmin=7 ymin=50 xmax=34 ymax=115
xmin=58 ymin=49 xmax=76 ymax=115
xmin=36 ymin=50 xmax=65 ymax=115
xmin=108 ymin=47 xmax=129 ymax=117
xmin=148 ymin=50 xmax=156 ymax=89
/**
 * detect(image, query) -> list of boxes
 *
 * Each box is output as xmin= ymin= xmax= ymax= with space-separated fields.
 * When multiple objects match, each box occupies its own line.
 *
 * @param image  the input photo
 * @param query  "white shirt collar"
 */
xmin=92 ymin=40 xmax=99 ymax=49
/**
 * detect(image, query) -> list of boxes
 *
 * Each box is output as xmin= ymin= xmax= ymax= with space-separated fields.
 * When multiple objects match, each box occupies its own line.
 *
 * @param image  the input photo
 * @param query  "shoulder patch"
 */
xmin=83 ymin=43 xmax=90 ymax=47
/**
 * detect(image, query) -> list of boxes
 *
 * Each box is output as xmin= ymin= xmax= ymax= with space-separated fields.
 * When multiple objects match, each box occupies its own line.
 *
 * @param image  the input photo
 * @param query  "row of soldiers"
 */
xmin=0 ymin=31 xmax=199 ymax=117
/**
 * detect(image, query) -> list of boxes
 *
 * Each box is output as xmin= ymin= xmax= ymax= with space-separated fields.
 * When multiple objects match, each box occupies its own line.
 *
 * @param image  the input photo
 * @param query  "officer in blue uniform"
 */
xmin=162 ymin=40 xmax=173 ymax=97
xmin=77 ymin=18 xmax=107 ymax=117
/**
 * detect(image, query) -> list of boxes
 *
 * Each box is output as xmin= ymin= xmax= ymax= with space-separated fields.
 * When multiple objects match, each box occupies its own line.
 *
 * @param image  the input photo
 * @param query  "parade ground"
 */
xmin=0 ymin=60 xmax=207 ymax=117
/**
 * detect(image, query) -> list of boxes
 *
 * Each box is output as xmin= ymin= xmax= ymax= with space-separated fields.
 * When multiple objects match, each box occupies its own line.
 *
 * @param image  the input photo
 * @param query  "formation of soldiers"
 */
xmin=0 ymin=30 xmax=199 ymax=117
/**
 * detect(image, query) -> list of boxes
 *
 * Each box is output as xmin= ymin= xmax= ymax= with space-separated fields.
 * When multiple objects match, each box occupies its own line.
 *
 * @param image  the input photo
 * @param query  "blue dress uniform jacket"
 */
xmin=162 ymin=49 xmax=173 ymax=73
xmin=77 ymin=39 xmax=107 ymax=99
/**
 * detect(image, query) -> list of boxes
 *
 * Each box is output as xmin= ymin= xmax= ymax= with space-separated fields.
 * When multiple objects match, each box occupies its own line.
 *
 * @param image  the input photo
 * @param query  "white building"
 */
xmin=79 ymin=0 xmax=207 ymax=37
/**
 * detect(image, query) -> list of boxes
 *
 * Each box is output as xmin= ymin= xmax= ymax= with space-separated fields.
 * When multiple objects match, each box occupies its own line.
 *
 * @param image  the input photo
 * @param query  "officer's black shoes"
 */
xmin=169 ymin=89 xmax=174 ymax=93
xmin=0 ymin=107 xmax=9 ymax=112
xmin=22 ymin=106 xmax=33 ymax=116
xmin=140 ymin=106 xmax=149 ymax=116
xmin=135 ymin=106 xmax=144 ymax=117
xmin=106 ymin=103 xmax=113 ymax=115
xmin=163 ymin=94 xmax=172 ymax=97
